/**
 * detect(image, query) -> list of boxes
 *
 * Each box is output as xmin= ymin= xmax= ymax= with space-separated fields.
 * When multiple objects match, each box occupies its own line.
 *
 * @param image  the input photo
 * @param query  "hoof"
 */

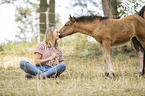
xmin=138 ymin=72 xmax=144 ymax=77
xmin=105 ymin=72 xmax=115 ymax=79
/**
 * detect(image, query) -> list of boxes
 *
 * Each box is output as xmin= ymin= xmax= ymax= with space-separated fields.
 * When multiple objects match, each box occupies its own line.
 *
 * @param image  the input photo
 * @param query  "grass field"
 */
xmin=1 ymin=52 xmax=145 ymax=96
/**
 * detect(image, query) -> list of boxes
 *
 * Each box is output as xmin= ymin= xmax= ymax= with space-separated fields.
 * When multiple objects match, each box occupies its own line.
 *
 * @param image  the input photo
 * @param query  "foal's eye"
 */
xmin=65 ymin=24 xmax=68 ymax=27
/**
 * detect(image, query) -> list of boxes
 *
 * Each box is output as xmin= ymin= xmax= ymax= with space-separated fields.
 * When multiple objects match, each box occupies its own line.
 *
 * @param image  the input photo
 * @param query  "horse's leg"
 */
xmin=141 ymin=44 xmax=145 ymax=75
xmin=102 ymin=40 xmax=115 ymax=78
xmin=137 ymin=47 xmax=144 ymax=76
xmin=143 ymin=51 xmax=145 ymax=75
xmin=131 ymin=37 xmax=145 ymax=76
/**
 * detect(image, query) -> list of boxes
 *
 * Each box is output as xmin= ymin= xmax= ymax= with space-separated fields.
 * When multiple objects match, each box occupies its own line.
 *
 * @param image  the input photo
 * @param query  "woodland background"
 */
xmin=0 ymin=0 xmax=145 ymax=96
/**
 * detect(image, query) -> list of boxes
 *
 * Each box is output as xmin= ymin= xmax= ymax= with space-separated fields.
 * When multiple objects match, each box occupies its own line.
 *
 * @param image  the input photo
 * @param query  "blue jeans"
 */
xmin=19 ymin=60 xmax=66 ymax=78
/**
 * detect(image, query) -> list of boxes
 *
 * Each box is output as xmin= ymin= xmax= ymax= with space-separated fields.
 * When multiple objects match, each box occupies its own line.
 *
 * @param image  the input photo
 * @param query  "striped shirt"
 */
xmin=34 ymin=42 xmax=64 ymax=67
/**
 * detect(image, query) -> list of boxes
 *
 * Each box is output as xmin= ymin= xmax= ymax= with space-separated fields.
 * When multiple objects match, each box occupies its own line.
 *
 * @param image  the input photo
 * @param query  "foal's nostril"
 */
xmin=59 ymin=32 xmax=63 ymax=38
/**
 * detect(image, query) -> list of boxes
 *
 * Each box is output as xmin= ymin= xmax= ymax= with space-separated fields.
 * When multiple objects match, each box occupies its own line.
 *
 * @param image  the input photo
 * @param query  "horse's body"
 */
xmin=59 ymin=14 xmax=145 ymax=77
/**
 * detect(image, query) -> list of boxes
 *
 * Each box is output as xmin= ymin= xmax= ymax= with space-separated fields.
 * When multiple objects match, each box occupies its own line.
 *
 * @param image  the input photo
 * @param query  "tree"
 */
xmin=39 ymin=0 xmax=49 ymax=41
xmin=39 ymin=0 xmax=56 ymax=41
xmin=102 ymin=0 xmax=119 ymax=19
xmin=49 ymin=0 xmax=55 ymax=27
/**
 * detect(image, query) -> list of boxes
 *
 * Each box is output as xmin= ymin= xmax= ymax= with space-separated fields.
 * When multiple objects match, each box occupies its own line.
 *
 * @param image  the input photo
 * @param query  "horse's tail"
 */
xmin=132 ymin=36 xmax=145 ymax=74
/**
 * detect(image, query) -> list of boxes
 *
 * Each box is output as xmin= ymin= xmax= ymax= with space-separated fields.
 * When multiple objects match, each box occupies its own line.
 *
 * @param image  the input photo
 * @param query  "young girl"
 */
xmin=19 ymin=27 xmax=66 ymax=79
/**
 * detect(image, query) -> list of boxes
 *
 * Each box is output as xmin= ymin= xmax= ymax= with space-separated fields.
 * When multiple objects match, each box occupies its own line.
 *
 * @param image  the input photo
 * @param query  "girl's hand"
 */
xmin=51 ymin=52 xmax=58 ymax=59
xmin=53 ymin=59 xmax=59 ymax=65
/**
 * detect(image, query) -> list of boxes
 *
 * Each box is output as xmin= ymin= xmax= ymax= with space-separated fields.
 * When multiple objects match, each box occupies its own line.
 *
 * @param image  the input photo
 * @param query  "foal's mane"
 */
xmin=75 ymin=15 xmax=109 ymax=22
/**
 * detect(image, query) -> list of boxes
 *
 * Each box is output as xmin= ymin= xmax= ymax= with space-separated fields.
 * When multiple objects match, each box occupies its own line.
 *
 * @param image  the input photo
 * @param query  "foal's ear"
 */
xmin=69 ymin=14 xmax=75 ymax=22
xmin=69 ymin=14 xmax=72 ymax=20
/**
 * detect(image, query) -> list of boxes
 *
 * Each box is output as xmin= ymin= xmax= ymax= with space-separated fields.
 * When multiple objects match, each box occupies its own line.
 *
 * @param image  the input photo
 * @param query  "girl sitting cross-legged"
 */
xmin=19 ymin=27 xmax=67 ymax=79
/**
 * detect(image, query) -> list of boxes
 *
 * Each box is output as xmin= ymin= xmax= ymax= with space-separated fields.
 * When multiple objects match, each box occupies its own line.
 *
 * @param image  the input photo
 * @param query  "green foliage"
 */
xmin=0 ymin=45 xmax=4 ymax=51
xmin=59 ymin=33 xmax=102 ymax=57
xmin=0 ymin=0 xmax=17 ymax=4
xmin=0 ymin=35 xmax=136 ymax=58
xmin=15 ymin=1 xmax=39 ymax=42
xmin=0 ymin=41 xmax=37 ymax=56
xmin=55 ymin=14 xmax=63 ymax=29
xmin=118 ymin=0 xmax=145 ymax=18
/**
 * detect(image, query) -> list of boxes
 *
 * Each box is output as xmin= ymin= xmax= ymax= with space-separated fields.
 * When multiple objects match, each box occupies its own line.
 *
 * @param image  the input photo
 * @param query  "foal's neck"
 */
xmin=74 ymin=21 xmax=96 ymax=36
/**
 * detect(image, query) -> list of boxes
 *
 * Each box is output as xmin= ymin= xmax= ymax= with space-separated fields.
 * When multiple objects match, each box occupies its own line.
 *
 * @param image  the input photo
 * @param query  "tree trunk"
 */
xmin=39 ymin=0 xmax=49 ymax=41
xmin=49 ymin=0 xmax=55 ymax=27
xmin=102 ymin=0 xmax=119 ymax=19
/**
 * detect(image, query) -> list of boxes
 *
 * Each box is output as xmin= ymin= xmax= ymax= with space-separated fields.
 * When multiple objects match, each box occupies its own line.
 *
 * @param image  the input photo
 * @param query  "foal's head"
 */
xmin=59 ymin=15 xmax=108 ymax=38
xmin=59 ymin=15 xmax=76 ymax=38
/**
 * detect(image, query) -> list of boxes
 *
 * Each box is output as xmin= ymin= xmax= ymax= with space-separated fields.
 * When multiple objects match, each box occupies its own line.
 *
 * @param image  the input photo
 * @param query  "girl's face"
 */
xmin=53 ymin=29 xmax=60 ymax=40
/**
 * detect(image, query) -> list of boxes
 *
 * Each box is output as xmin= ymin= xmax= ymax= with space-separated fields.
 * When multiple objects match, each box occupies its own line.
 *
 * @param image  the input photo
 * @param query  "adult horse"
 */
xmin=59 ymin=14 xmax=145 ymax=78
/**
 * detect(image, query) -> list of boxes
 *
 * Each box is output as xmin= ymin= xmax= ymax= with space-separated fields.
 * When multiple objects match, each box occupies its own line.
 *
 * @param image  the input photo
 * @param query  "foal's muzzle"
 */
xmin=59 ymin=32 xmax=63 ymax=38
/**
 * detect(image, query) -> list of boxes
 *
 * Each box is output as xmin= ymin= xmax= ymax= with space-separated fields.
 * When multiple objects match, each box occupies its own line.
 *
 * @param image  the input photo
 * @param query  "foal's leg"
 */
xmin=141 ymin=45 xmax=145 ymax=75
xmin=102 ymin=40 xmax=115 ymax=78
xmin=138 ymin=49 xmax=144 ymax=75
xmin=138 ymin=46 xmax=145 ymax=75
xmin=131 ymin=37 xmax=144 ymax=76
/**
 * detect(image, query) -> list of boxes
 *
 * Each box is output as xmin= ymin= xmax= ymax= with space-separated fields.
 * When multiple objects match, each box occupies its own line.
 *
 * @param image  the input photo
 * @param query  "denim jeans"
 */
xmin=19 ymin=60 xmax=66 ymax=78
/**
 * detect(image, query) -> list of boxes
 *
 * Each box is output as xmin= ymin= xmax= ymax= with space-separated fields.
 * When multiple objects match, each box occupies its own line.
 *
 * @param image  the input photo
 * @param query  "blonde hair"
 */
xmin=43 ymin=27 xmax=58 ymax=49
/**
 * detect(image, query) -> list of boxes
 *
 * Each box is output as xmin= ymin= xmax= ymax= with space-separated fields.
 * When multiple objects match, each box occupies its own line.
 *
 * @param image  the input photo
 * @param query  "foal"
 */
xmin=59 ymin=14 xmax=145 ymax=78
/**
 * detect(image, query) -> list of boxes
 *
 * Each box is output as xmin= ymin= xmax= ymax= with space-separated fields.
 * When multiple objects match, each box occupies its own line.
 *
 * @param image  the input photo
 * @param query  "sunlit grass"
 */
xmin=0 ymin=39 xmax=145 ymax=95
xmin=1 ymin=52 xmax=145 ymax=96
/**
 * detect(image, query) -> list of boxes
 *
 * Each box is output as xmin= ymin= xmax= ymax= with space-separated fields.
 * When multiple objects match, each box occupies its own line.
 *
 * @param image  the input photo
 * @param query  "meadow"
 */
xmin=1 ymin=35 xmax=145 ymax=96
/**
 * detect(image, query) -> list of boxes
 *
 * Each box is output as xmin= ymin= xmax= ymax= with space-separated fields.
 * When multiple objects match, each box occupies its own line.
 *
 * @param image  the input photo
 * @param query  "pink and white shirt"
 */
xmin=34 ymin=42 xmax=64 ymax=67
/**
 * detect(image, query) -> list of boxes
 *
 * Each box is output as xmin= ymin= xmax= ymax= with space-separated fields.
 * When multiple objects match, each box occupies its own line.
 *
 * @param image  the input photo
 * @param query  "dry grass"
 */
xmin=1 ymin=53 xmax=145 ymax=96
